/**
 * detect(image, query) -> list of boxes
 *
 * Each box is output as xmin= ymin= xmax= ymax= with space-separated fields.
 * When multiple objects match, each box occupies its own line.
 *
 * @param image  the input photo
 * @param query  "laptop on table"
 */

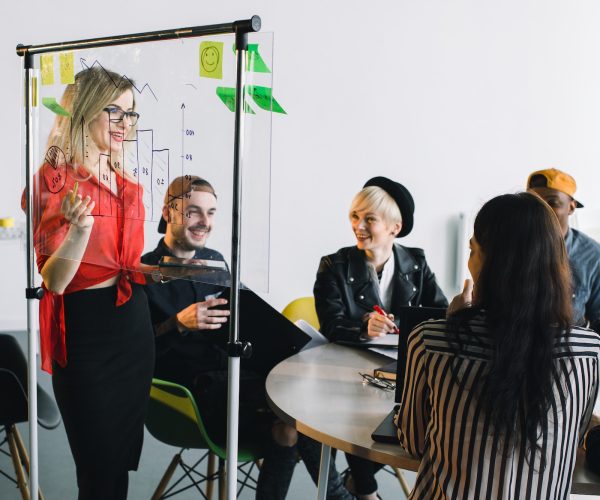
xmin=371 ymin=306 xmax=446 ymax=444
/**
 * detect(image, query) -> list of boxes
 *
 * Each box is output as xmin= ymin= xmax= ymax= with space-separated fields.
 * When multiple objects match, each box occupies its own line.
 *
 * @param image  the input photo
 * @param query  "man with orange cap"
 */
xmin=527 ymin=168 xmax=600 ymax=333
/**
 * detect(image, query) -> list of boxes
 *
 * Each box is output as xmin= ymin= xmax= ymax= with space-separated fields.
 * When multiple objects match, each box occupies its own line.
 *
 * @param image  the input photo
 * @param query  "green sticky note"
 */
xmin=230 ymin=43 xmax=271 ymax=73
xmin=216 ymin=87 xmax=255 ymax=114
xmin=200 ymin=41 xmax=224 ymax=79
xmin=247 ymin=45 xmax=271 ymax=73
xmin=59 ymin=52 xmax=75 ymax=84
xmin=42 ymin=97 xmax=71 ymax=117
xmin=40 ymin=55 xmax=54 ymax=86
xmin=247 ymin=86 xmax=286 ymax=114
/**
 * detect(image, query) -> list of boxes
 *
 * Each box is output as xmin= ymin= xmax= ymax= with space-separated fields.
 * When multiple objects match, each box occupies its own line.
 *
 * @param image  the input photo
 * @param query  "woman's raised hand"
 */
xmin=62 ymin=187 xmax=95 ymax=230
xmin=446 ymin=279 xmax=474 ymax=317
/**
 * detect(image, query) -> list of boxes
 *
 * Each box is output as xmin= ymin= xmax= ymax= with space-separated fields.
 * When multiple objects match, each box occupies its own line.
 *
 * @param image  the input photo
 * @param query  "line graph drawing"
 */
xmin=80 ymin=58 xmax=159 ymax=101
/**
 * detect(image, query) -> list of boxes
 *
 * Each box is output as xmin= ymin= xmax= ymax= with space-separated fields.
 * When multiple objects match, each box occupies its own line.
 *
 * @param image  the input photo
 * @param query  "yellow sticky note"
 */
xmin=199 ymin=41 xmax=223 ymax=79
xmin=40 ymin=55 xmax=54 ymax=86
xmin=60 ymin=52 xmax=75 ymax=84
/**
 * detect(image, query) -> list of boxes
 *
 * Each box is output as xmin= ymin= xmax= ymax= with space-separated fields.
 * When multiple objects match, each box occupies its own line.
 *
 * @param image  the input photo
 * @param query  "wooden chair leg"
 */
xmin=205 ymin=452 xmax=216 ymax=500
xmin=218 ymin=458 xmax=226 ymax=500
xmin=12 ymin=427 xmax=44 ymax=500
xmin=13 ymin=427 xmax=30 ymax=473
xmin=7 ymin=426 xmax=30 ymax=500
xmin=151 ymin=453 xmax=181 ymax=500
xmin=393 ymin=467 xmax=411 ymax=497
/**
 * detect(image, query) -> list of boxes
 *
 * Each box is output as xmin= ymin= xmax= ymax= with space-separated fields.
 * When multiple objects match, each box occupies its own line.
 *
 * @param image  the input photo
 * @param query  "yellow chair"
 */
xmin=281 ymin=297 xmax=320 ymax=330
xmin=280 ymin=300 xmax=411 ymax=497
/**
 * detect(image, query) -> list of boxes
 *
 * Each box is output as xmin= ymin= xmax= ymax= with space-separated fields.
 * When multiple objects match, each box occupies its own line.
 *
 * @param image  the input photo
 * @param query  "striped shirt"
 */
xmin=397 ymin=316 xmax=600 ymax=500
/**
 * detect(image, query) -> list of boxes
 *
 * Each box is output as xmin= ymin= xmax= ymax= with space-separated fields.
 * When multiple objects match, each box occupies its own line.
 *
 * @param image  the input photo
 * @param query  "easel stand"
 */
xmin=17 ymin=15 xmax=261 ymax=500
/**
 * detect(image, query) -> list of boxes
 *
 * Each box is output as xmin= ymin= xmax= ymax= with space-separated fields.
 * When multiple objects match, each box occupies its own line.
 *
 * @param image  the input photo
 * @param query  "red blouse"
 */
xmin=26 ymin=164 xmax=147 ymax=373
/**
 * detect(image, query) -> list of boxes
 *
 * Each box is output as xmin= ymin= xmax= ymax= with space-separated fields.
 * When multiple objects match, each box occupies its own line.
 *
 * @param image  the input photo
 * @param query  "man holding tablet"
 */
xmin=142 ymin=175 xmax=352 ymax=500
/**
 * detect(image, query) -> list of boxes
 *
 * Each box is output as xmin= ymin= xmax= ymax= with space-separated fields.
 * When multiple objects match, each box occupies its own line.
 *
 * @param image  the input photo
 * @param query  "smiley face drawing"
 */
xmin=199 ymin=42 xmax=224 ymax=79
xmin=201 ymin=46 xmax=219 ymax=72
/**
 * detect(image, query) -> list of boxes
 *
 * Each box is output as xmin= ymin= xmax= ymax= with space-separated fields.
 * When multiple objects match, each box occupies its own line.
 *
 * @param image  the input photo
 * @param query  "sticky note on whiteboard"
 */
xmin=42 ymin=97 xmax=71 ymax=117
xmin=200 ymin=41 xmax=223 ymax=79
xmin=230 ymin=43 xmax=271 ymax=73
xmin=40 ymin=55 xmax=54 ymax=86
xmin=247 ymin=86 xmax=286 ymax=114
xmin=60 ymin=52 xmax=75 ymax=84
xmin=216 ymin=87 xmax=255 ymax=114
xmin=247 ymin=45 xmax=271 ymax=73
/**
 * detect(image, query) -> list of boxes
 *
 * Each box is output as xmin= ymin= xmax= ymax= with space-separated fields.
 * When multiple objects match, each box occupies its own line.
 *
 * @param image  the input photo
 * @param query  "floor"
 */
xmin=0 ymin=332 xmax=416 ymax=499
xmin=1 ymin=331 xmax=595 ymax=499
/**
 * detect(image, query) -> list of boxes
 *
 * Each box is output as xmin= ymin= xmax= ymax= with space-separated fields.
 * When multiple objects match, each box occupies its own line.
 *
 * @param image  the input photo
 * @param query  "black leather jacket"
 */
xmin=314 ymin=244 xmax=448 ymax=342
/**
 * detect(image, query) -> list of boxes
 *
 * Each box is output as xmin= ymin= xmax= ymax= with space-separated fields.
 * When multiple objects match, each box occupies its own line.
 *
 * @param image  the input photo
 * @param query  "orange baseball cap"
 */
xmin=526 ymin=168 xmax=583 ymax=208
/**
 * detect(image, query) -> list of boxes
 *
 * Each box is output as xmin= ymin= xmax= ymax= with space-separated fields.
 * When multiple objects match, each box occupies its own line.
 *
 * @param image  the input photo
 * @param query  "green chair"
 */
xmin=145 ymin=378 xmax=264 ymax=500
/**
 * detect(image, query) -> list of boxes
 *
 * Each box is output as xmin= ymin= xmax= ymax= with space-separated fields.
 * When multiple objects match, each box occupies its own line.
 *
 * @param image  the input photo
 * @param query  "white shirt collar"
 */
xmin=378 ymin=252 xmax=395 ymax=311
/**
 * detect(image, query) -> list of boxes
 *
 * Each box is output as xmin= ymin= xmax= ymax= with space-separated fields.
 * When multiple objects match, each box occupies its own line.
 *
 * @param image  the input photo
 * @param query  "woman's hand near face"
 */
xmin=367 ymin=312 xmax=397 ymax=337
xmin=40 ymin=188 xmax=96 ymax=294
xmin=62 ymin=189 xmax=95 ymax=230
xmin=447 ymin=279 xmax=474 ymax=317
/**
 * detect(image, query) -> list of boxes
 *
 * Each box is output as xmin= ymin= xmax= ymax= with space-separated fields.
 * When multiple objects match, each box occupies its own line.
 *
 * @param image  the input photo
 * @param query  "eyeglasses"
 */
xmin=359 ymin=372 xmax=396 ymax=392
xmin=103 ymin=106 xmax=140 ymax=126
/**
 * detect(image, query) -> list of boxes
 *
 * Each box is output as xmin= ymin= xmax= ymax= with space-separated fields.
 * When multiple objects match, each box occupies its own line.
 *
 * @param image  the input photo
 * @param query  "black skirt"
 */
xmin=52 ymin=283 xmax=155 ymax=477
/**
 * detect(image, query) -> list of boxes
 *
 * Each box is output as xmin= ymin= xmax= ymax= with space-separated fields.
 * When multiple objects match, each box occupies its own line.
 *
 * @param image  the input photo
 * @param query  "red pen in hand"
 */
xmin=373 ymin=305 xmax=400 ymax=334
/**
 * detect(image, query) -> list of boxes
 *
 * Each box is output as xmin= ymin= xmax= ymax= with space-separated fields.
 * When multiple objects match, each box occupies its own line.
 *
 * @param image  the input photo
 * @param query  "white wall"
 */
xmin=2 ymin=0 xmax=600 ymax=329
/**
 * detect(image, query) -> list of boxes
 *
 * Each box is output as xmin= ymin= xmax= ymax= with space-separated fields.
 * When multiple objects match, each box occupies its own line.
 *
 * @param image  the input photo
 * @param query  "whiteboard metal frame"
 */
xmin=17 ymin=16 xmax=261 ymax=499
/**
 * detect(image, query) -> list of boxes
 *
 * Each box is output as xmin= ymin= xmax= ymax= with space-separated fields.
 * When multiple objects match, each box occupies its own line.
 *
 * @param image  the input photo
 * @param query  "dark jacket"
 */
xmin=314 ymin=244 xmax=448 ymax=342
xmin=141 ymin=238 xmax=229 ymax=384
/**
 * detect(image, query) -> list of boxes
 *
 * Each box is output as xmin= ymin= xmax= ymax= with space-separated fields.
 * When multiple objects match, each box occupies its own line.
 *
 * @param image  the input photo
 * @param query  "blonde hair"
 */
xmin=349 ymin=186 xmax=402 ymax=225
xmin=44 ymin=66 xmax=137 ymax=180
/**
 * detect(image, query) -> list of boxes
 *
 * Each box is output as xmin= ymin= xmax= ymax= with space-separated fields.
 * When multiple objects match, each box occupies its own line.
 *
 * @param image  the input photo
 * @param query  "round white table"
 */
xmin=265 ymin=342 xmax=600 ymax=499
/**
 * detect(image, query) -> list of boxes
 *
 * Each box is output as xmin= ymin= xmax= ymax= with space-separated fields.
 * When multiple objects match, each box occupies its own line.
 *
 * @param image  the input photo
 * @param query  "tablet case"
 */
xmin=215 ymin=287 xmax=312 ymax=377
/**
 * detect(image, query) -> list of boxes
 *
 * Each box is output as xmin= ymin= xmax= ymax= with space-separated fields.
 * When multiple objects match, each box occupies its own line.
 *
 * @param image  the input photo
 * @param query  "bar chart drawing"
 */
xmin=124 ymin=128 xmax=170 ymax=222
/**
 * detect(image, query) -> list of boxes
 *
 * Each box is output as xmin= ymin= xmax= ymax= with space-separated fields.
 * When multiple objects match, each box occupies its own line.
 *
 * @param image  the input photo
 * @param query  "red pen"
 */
xmin=373 ymin=305 xmax=400 ymax=334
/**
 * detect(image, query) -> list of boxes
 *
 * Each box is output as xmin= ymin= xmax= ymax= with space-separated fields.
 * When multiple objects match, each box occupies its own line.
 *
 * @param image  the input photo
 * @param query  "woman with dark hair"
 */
xmin=397 ymin=192 xmax=600 ymax=499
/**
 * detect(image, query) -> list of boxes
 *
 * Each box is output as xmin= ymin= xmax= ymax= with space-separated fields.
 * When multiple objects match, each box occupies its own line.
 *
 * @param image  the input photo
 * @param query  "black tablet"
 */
xmin=214 ymin=287 xmax=311 ymax=377
xmin=371 ymin=306 xmax=446 ymax=443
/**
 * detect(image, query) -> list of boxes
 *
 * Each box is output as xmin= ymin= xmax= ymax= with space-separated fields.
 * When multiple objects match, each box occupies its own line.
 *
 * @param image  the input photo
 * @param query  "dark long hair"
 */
xmin=450 ymin=192 xmax=572 ymax=460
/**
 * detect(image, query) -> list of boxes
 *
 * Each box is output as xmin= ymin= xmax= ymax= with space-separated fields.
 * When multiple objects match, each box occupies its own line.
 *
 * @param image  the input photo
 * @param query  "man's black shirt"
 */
xmin=141 ymin=238 xmax=228 ymax=384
